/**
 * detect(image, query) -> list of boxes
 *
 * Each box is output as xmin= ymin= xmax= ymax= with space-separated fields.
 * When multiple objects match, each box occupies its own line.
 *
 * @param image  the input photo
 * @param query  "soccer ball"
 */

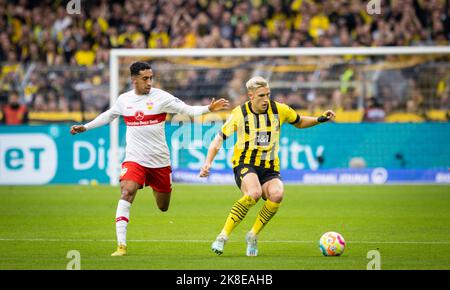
xmin=319 ymin=231 xmax=346 ymax=256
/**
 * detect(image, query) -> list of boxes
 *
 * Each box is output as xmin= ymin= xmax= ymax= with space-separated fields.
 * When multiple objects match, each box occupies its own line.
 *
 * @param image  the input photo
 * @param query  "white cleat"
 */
xmin=246 ymin=232 xmax=258 ymax=256
xmin=211 ymin=234 xmax=228 ymax=255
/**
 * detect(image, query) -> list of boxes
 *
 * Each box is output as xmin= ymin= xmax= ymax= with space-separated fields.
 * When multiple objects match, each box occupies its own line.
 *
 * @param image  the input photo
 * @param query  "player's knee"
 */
xmin=269 ymin=188 xmax=284 ymax=203
xmin=246 ymin=189 xmax=262 ymax=201
xmin=120 ymin=188 xmax=136 ymax=201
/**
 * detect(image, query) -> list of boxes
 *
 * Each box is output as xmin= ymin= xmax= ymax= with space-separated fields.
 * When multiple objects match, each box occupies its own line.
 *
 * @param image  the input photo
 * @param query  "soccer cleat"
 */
xmin=211 ymin=234 xmax=228 ymax=255
xmin=246 ymin=232 xmax=258 ymax=256
xmin=111 ymin=243 xmax=127 ymax=256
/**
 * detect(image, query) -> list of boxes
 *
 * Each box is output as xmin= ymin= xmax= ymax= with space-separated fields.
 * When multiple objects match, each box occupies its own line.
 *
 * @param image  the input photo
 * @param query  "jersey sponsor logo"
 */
xmin=124 ymin=113 xmax=167 ymax=126
xmin=256 ymin=131 xmax=271 ymax=147
xmin=134 ymin=111 xmax=145 ymax=121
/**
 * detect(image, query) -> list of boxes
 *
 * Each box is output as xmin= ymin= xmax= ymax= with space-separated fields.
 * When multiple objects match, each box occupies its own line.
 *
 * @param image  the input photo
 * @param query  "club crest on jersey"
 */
xmin=273 ymin=118 xmax=279 ymax=126
xmin=146 ymin=101 xmax=154 ymax=110
xmin=134 ymin=111 xmax=145 ymax=121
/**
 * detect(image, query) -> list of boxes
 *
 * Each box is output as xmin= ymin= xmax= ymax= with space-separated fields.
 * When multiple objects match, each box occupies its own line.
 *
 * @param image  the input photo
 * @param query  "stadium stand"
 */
xmin=0 ymin=0 xmax=449 ymax=123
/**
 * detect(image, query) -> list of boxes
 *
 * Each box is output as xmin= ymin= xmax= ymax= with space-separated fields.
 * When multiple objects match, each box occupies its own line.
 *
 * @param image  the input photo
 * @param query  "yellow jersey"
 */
xmin=220 ymin=100 xmax=300 ymax=172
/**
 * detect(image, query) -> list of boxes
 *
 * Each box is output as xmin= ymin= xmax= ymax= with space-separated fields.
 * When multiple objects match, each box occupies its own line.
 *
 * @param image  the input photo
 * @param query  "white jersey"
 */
xmin=84 ymin=88 xmax=209 ymax=168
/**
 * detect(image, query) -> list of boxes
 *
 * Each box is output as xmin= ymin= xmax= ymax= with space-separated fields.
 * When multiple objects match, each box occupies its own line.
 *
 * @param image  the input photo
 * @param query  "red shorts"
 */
xmin=120 ymin=161 xmax=172 ymax=193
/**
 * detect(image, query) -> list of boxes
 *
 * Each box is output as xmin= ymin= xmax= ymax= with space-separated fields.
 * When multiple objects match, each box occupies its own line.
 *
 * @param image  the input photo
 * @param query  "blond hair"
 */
xmin=246 ymin=76 xmax=268 ymax=92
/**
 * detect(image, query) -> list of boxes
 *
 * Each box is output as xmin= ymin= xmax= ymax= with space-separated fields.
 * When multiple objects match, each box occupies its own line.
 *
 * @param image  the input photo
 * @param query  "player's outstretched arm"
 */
xmin=199 ymin=133 xmax=224 ymax=177
xmin=69 ymin=108 xmax=119 ymax=135
xmin=165 ymin=96 xmax=229 ymax=117
xmin=208 ymin=98 xmax=230 ymax=112
xmin=295 ymin=110 xmax=336 ymax=129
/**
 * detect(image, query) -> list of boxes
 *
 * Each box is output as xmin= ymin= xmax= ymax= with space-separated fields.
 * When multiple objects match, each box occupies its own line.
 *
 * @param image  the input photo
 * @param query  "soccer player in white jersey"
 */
xmin=70 ymin=62 xmax=229 ymax=256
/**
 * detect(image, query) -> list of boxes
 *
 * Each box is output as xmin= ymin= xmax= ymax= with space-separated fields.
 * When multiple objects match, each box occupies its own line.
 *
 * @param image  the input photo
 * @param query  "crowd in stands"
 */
xmin=0 ymin=0 xmax=449 ymax=124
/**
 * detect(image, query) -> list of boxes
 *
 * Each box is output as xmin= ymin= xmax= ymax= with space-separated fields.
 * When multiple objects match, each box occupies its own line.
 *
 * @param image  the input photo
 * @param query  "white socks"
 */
xmin=115 ymin=199 xmax=131 ymax=246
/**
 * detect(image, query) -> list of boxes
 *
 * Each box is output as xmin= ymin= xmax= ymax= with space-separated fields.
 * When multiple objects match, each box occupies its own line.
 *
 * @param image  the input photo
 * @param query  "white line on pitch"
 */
xmin=0 ymin=238 xmax=449 ymax=244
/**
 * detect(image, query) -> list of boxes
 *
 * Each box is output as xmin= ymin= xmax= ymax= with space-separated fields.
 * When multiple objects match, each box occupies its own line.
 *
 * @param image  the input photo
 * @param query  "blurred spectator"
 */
xmin=377 ymin=67 xmax=409 ymax=113
xmin=74 ymin=41 xmax=95 ymax=66
xmin=286 ymin=92 xmax=306 ymax=109
xmin=435 ymin=67 xmax=450 ymax=110
xmin=1 ymin=91 xmax=28 ymax=125
xmin=362 ymin=97 xmax=386 ymax=122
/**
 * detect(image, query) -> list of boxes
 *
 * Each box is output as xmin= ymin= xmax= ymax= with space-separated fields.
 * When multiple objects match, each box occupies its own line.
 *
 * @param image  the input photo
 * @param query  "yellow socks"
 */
xmin=219 ymin=196 xmax=281 ymax=238
xmin=220 ymin=195 xmax=256 ymax=237
xmin=250 ymin=199 xmax=280 ymax=235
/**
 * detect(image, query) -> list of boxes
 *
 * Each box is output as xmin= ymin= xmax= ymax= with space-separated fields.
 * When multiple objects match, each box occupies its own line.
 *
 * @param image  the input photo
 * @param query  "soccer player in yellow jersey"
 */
xmin=199 ymin=76 xmax=335 ymax=256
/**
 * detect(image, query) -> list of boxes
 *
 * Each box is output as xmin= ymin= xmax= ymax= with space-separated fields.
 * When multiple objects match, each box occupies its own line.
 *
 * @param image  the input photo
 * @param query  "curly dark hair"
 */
xmin=130 ymin=62 xmax=152 ymax=77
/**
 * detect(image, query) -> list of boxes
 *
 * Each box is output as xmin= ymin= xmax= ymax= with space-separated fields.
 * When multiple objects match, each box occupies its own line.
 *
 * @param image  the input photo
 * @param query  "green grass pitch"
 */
xmin=0 ymin=184 xmax=449 ymax=270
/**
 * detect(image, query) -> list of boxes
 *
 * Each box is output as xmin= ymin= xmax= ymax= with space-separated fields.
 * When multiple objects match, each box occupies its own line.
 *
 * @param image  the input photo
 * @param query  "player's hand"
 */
xmin=199 ymin=163 xmax=211 ymax=177
xmin=70 ymin=125 xmax=86 ymax=135
xmin=208 ymin=98 xmax=229 ymax=112
xmin=317 ymin=110 xmax=336 ymax=123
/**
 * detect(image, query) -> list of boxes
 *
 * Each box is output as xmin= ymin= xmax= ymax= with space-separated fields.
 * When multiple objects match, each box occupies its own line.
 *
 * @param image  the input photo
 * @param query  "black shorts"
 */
xmin=233 ymin=164 xmax=281 ymax=189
